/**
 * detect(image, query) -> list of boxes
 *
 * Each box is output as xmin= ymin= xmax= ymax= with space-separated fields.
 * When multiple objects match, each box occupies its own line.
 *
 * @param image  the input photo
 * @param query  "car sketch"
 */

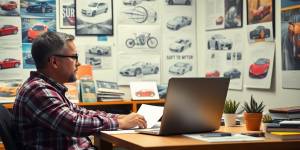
xmin=225 ymin=6 xmax=239 ymax=27
xmin=167 ymin=16 xmax=192 ymax=30
xmin=1 ymin=1 xmax=17 ymax=11
xmin=165 ymin=0 xmax=191 ymax=5
xmin=205 ymin=70 xmax=220 ymax=78
xmin=135 ymin=89 xmax=155 ymax=97
xmin=0 ymin=58 xmax=20 ymax=69
xmin=216 ymin=16 xmax=224 ymax=25
xmin=123 ymin=0 xmax=142 ymax=6
xmin=249 ymin=58 xmax=270 ymax=78
xmin=0 ymin=25 xmax=18 ymax=36
xmin=125 ymin=32 xmax=158 ymax=48
xmin=251 ymin=5 xmax=271 ymax=21
xmin=81 ymin=2 xmax=108 ymax=17
xmin=27 ymin=24 xmax=48 ymax=42
xmin=169 ymin=62 xmax=192 ymax=75
xmin=169 ymin=38 xmax=191 ymax=52
xmin=120 ymin=62 xmax=159 ymax=76
xmin=288 ymin=15 xmax=300 ymax=59
xmin=250 ymin=26 xmax=271 ymax=40
xmin=26 ymin=1 xmax=53 ymax=13
xmin=223 ymin=68 xmax=241 ymax=79
xmin=123 ymin=6 xmax=157 ymax=23
xmin=87 ymin=57 xmax=101 ymax=66
xmin=88 ymin=46 xmax=110 ymax=56
xmin=207 ymin=34 xmax=232 ymax=50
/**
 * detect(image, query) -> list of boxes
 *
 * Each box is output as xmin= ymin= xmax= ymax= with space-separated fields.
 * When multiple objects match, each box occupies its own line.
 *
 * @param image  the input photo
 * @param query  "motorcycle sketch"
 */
xmin=122 ymin=6 xmax=157 ymax=23
xmin=125 ymin=32 xmax=158 ymax=48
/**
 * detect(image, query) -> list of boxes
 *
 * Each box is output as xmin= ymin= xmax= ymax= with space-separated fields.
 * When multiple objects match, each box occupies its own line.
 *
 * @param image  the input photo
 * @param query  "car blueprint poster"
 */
xmin=59 ymin=0 xmax=75 ymax=28
xmin=0 ymin=0 xmax=20 ymax=16
xmin=281 ymin=0 xmax=300 ymax=89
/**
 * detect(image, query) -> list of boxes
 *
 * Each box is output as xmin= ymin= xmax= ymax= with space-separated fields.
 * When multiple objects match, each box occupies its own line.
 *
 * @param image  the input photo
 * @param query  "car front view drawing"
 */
xmin=27 ymin=24 xmax=48 ymax=42
xmin=81 ymin=2 xmax=108 ymax=17
xmin=165 ymin=0 xmax=191 ymax=5
xmin=120 ymin=62 xmax=159 ymax=76
xmin=125 ymin=33 xmax=158 ymax=48
xmin=250 ymin=26 xmax=270 ymax=40
xmin=169 ymin=62 xmax=192 ymax=75
xmin=167 ymin=16 xmax=192 ymax=30
xmin=249 ymin=58 xmax=270 ymax=78
xmin=208 ymin=34 xmax=232 ymax=50
xmin=169 ymin=39 xmax=192 ymax=52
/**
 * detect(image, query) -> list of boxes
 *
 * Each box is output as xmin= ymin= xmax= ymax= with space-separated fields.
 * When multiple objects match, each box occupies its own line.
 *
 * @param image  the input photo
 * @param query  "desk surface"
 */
xmin=94 ymin=126 xmax=300 ymax=150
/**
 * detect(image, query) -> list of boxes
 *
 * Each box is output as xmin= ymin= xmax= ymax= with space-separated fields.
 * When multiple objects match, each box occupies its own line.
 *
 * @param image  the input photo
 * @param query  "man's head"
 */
xmin=31 ymin=32 xmax=80 ymax=83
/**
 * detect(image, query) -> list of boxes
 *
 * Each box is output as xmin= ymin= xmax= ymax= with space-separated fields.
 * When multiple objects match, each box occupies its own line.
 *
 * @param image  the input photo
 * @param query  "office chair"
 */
xmin=0 ymin=105 xmax=20 ymax=150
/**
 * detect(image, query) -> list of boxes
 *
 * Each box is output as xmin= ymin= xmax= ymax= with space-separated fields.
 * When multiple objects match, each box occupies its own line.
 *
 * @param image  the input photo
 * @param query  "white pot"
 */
xmin=224 ymin=113 xmax=237 ymax=127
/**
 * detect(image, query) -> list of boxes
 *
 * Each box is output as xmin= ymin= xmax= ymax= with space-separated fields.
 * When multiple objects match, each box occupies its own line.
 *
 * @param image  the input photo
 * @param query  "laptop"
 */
xmin=135 ymin=77 xmax=230 ymax=135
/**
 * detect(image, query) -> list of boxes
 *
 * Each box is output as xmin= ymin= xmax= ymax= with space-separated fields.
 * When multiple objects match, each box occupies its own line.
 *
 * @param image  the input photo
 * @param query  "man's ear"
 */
xmin=48 ymin=56 xmax=59 ymax=69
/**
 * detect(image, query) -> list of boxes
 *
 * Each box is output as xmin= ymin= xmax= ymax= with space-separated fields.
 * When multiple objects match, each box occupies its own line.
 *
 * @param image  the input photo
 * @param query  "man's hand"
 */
xmin=117 ymin=112 xmax=147 ymax=129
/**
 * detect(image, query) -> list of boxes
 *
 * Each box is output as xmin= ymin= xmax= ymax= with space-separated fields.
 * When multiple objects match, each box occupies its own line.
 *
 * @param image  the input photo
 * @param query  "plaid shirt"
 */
xmin=13 ymin=71 xmax=119 ymax=150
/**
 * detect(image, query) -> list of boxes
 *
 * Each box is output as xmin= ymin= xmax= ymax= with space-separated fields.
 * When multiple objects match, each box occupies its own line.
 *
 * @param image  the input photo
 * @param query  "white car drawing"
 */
xmin=81 ymin=2 xmax=108 ymax=17
xmin=123 ymin=0 xmax=142 ymax=6
xmin=167 ymin=16 xmax=192 ymax=30
xmin=88 ymin=46 xmax=110 ymax=56
xmin=169 ymin=39 xmax=192 ymax=52
xmin=87 ymin=57 xmax=101 ymax=67
xmin=120 ymin=61 xmax=159 ymax=76
xmin=165 ymin=0 xmax=191 ymax=5
xmin=169 ymin=62 xmax=192 ymax=75
xmin=207 ymin=34 xmax=233 ymax=50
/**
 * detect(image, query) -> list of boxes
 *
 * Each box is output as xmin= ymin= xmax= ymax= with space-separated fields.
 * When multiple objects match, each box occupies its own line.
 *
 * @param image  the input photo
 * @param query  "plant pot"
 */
xmin=244 ymin=112 xmax=262 ymax=131
xmin=224 ymin=113 xmax=237 ymax=127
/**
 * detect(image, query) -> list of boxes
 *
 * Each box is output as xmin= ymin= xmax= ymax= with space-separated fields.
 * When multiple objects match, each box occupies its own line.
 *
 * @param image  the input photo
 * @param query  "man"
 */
xmin=13 ymin=32 xmax=147 ymax=149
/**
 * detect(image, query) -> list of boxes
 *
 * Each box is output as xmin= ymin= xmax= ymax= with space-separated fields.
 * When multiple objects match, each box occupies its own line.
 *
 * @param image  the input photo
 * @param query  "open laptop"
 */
xmin=135 ymin=77 xmax=230 ymax=135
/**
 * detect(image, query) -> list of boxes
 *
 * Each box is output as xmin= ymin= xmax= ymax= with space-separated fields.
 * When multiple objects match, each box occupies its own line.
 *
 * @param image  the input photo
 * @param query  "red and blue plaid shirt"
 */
xmin=13 ymin=71 xmax=119 ymax=150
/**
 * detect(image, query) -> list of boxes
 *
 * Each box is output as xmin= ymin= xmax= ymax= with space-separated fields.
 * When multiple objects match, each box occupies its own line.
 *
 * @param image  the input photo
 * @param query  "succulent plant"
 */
xmin=262 ymin=114 xmax=273 ymax=123
xmin=243 ymin=95 xmax=265 ymax=113
xmin=224 ymin=99 xmax=240 ymax=114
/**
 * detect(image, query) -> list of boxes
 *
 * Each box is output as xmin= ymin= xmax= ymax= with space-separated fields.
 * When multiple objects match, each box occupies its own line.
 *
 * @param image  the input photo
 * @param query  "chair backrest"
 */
xmin=0 ymin=105 xmax=20 ymax=150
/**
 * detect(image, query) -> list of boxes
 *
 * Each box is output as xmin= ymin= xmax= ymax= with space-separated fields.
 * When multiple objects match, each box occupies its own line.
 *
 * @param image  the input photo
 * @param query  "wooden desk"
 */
xmin=94 ymin=126 xmax=300 ymax=150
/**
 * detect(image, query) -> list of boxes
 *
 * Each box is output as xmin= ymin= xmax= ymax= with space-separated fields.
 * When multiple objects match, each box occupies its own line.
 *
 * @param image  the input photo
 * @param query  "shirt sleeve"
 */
xmin=24 ymin=85 xmax=119 ymax=137
xmin=71 ymin=102 xmax=119 ymax=118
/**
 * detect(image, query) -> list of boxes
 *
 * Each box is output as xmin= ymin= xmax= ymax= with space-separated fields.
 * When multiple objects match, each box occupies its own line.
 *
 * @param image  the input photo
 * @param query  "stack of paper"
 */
xmin=96 ymin=80 xmax=124 ymax=101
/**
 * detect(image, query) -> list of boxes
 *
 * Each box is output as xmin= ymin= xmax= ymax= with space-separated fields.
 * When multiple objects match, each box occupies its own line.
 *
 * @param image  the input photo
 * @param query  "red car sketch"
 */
xmin=135 ymin=89 xmax=155 ymax=97
xmin=251 ymin=5 xmax=271 ymax=21
xmin=249 ymin=58 xmax=270 ymax=78
xmin=0 ymin=1 xmax=17 ymax=11
xmin=27 ymin=24 xmax=48 ymax=42
xmin=205 ymin=70 xmax=220 ymax=78
xmin=0 ymin=58 xmax=21 ymax=69
xmin=0 ymin=25 xmax=18 ymax=36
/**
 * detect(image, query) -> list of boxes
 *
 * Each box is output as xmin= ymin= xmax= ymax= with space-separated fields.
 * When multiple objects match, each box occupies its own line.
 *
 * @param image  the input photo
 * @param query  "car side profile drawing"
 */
xmin=223 ymin=68 xmax=241 ymax=79
xmin=81 ymin=2 xmax=108 ymax=17
xmin=0 ymin=25 xmax=18 ymax=36
xmin=0 ymin=58 xmax=20 ymax=69
xmin=27 ymin=24 xmax=48 ymax=42
xmin=165 ymin=0 xmax=191 ymax=5
xmin=250 ymin=26 xmax=270 ymax=40
xmin=169 ymin=62 xmax=192 ymax=75
xmin=1 ymin=1 xmax=17 ymax=11
xmin=123 ymin=0 xmax=142 ymax=6
xmin=135 ymin=89 xmax=155 ymax=97
xmin=288 ymin=15 xmax=300 ymax=59
xmin=125 ymin=32 xmax=158 ymax=48
xmin=87 ymin=57 xmax=101 ymax=66
xmin=26 ymin=2 xmax=53 ymax=13
xmin=249 ymin=58 xmax=270 ymax=78
xmin=120 ymin=62 xmax=159 ymax=76
xmin=89 ymin=46 xmax=110 ymax=56
xmin=167 ymin=16 xmax=192 ymax=30
xmin=169 ymin=38 xmax=192 ymax=52
xmin=251 ymin=5 xmax=271 ymax=21
xmin=207 ymin=34 xmax=232 ymax=50
xmin=205 ymin=70 xmax=220 ymax=78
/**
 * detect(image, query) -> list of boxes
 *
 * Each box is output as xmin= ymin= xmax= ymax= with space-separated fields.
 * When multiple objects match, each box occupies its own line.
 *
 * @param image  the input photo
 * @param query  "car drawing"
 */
xmin=1 ymin=1 xmax=17 ymax=11
xmin=88 ymin=46 xmax=110 ymax=56
xmin=165 ymin=0 xmax=191 ymax=5
xmin=288 ymin=15 xmax=300 ymax=59
xmin=205 ymin=70 xmax=220 ymax=78
xmin=0 ymin=82 xmax=21 ymax=97
xmin=249 ymin=26 xmax=271 ymax=40
xmin=87 ymin=57 xmax=101 ymax=66
xmin=169 ymin=62 xmax=192 ymax=75
xmin=26 ymin=1 xmax=53 ymax=13
xmin=0 ymin=58 xmax=20 ymax=69
xmin=207 ymin=34 xmax=232 ymax=50
xmin=123 ymin=0 xmax=142 ymax=6
xmin=167 ymin=16 xmax=192 ymax=30
xmin=135 ymin=89 xmax=155 ymax=97
xmin=120 ymin=62 xmax=159 ymax=76
xmin=169 ymin=39 xmax=192 ymax=52
xmin=216 ymin=16 xmax=224 ymax=25
xmin=249 ymin=58 xmax=270 ymax=78
xmin=81 ymin=2 xmax=108 ymax=17
xmin=251 ymin=5 xmax=271 ymax=21
xmin=0 ymin=25 xmax=18 ymax=36
xmin=27 ymin=24 xmax=48 ymax=42
xmin=223 ymin=68 xmax=241 ymax=79
xmin=225 ymin=6 xmax=239 ymax=27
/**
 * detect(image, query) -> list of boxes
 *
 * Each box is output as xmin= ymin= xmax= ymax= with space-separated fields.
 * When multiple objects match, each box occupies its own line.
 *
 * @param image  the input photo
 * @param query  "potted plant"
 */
xmin=242 ymin=95 xmax=265 ymax=131
xmin=262 ymin=114 xmax=274 ymax=131
xmin=223 ymin=99 xmax=240 ymax=127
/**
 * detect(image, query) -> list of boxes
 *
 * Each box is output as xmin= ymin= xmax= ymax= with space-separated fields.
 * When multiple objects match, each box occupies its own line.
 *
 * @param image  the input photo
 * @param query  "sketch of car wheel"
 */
xmin=147 ymin=37 xmax=158 ymax=48
xmin=135 ymin=68 xmax=142 ymax=76
xmin=134 ymin=6 xmax=148 ymax=23
xmin=126 ymin=39 xmax=135 ymax=48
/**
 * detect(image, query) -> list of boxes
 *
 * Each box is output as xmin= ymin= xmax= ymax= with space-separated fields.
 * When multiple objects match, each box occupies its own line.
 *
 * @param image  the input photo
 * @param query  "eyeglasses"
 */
xmin=53 ymin=54 xmax=78 ymax=62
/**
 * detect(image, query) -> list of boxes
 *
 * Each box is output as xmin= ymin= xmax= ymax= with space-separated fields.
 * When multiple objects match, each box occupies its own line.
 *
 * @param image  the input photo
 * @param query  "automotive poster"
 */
xmin=0 ymin=17 xmax=21 ymax=48
xmin=247 ymin=0 xmax=273 ymax=25
xmin=245 ymin=42 xmax=274 ymax=89
xmin=281 ymin=0 xmax=300 ymax=89
xmin=22 ymin=43 xmax=35 ymax=69
xmin=162 ymin=0 xmax=197 ymax=83
xmin=0 ymin=50 xmax=22 ymax=80
xmin=247 ymin=22 xmax=273 ymax=43
xmin=83 ymin=44 xmax=113 ymax=70
xmin=117 ymin=54 xmax=160 ymax=85
xmin=20 ymin=0 xmax=56 ymax=18
xmin=205 ymin=30 xmax=244 ymax=90
xmin=117 ymin=0 xmax=160 ymax=25
xmin=130 ymin=81 xmax=159 ymax=100
xmin=59 ymin=0 xmax=74 ymax=29
xmin=0 ymin=0 xmax=20 ymax=16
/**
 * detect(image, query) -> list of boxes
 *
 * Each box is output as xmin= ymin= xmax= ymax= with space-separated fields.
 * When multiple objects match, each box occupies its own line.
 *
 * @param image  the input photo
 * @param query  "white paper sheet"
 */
xmin=137 ymin=104 xmax=164 ymax=128
xmin=184 ymin=134 xmax=264 ymax=142
xmin=102 ymin=129 xmax=137 ymax=134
